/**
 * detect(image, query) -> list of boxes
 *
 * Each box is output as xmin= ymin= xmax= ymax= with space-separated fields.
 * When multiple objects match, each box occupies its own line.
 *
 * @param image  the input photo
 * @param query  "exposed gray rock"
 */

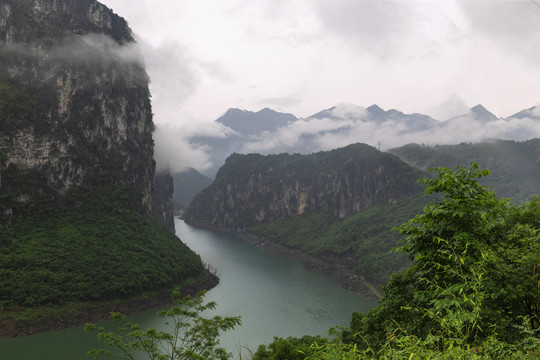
xmin=0 ymin=0 xmax=174 ymax=229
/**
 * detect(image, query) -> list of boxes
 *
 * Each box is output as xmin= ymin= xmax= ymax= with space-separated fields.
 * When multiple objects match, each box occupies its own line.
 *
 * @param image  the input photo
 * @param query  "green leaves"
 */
xmin=0 ymin=187 xmax=205 ymax=307
xmin=343 ymin=164 xmax=540 ymax=357
xmin=86 ymin=291 xmax=241 ymax=360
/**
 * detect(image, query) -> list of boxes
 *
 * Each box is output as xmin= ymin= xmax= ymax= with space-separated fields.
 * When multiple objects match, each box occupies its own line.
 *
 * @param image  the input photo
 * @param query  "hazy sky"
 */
xmin=100 ymin=0 xmax=540 ymax=124
xmin=98 ymin=0 xmax=540 ymax=172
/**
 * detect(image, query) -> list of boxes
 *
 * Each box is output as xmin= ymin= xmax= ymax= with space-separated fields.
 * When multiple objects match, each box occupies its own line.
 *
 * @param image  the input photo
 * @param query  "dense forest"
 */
xmin=0 ymin=182 xmax=204 ymax=307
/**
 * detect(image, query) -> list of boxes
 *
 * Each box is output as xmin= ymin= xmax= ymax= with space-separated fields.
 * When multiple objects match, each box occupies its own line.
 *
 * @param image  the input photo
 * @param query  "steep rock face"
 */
xmin=0 ymin=0 xmax=170 ymax=224
xmin=151 ymin=171 xmax=175 ymax=231
xmin=186 ymin=143 xmax=424 ymax=230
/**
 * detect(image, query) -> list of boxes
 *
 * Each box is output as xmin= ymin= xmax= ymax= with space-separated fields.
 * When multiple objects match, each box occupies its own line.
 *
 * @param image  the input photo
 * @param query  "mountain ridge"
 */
xmin=189 ymin=102 xmax=540 ymax=178
xmin=186 ymin=142 xmax=424 ymax=229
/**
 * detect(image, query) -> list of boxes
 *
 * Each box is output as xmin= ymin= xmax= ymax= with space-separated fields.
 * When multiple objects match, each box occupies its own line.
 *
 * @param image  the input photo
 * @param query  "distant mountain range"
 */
xmin=187 ymin=103 xmax=540 ymax=178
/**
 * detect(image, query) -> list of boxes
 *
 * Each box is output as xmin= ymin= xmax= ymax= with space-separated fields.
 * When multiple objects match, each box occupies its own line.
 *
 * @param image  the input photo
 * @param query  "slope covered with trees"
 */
xmin=389 ymin=139 xmax=540 ymax=203
xmin=254 ymin=164 xmax=540 ymax=359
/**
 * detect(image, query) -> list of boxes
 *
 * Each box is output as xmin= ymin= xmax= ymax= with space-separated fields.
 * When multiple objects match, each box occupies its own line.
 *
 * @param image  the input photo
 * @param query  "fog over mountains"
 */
xmin=180 ymin=103 xmax=540 ymax=178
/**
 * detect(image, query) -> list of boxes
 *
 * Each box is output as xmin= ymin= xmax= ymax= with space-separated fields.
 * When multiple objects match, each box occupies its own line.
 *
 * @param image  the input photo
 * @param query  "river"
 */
xmin=1 ymin=219 xmax=374 ymax=359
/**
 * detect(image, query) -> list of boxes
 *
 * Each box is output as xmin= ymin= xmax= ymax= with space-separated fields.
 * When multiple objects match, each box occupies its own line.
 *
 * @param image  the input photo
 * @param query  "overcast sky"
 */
xmin=100 ymin=0 xmax=540 ymax=122
xmin=98 ymin=0 xmax=540 ymax=171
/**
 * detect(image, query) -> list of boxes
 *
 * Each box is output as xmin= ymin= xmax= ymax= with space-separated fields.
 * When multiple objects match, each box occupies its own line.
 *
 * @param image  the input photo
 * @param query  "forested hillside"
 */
xmin=171 ymin=168 xmax=213 ymax=212
xmin=187 ymin=143 xmax=424 ymax=228
xmin=187 ymin=139 xmax=540 ymax=293
xmin=389 ymin=139 xmax=540 ymax=203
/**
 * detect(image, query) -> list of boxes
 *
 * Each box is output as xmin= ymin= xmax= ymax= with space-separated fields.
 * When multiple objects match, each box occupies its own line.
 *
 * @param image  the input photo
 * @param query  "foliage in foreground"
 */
xmin=257 ymin=164 xmax=540 ymax=359
xmin=86 ymin=291 xmax=241 ymax=360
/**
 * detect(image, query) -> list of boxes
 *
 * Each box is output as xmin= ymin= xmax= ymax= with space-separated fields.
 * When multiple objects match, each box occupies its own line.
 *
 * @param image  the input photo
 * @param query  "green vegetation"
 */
xmin=249 ymin=194 xmax=429 ymax=286
xmin=0 ymin=78 xmax=57 ymax=135
xmin=86 ymin=290 xmax=241 ymax=360
xmin=254 ymin=164 xmax=540 ymax=358
xmin=172 ymin=168 xmax=213 ymax=211
xmin=0 ymin=163 xmax=58 ymax=225
xmin=253 ymin=335 xmax=329 ymax=359
xmin=389 ymin=140 xmax=540 ymax=203
xmin=188 ymin=143 xmax=424 ymax=234
xmin=0 ymin=181 xmax=205 ymax=308
xmin=85 ymin=164 xmax=538 ymax=359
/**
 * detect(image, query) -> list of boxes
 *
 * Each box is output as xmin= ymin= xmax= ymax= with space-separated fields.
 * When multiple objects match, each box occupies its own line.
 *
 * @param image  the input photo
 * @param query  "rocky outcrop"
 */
xmin=185 ymin=143 xmax=424 ymax=230
xmin=0 ymin=0 xmax=175 ymax=227
xmin=151 ymin=171 xmax=175 ymax=232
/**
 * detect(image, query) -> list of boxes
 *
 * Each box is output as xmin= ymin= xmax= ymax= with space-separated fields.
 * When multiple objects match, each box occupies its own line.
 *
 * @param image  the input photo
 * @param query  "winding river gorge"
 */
xmin=1 ymin=219 xmax=374 ymax=359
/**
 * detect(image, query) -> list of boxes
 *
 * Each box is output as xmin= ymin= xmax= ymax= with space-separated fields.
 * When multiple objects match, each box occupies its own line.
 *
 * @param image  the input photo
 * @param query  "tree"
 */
xmin=85 ymin=291 xmax=241 ymax=360
xmin=343 ymin=164 xmax=540 ymax=352
xmin=252 ymin=335 xmax=328 ymax=360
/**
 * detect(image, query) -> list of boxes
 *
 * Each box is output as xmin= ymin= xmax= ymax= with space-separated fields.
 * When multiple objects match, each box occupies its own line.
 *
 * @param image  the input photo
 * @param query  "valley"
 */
xmin=0 ymin=0 xmax=539 ymax=358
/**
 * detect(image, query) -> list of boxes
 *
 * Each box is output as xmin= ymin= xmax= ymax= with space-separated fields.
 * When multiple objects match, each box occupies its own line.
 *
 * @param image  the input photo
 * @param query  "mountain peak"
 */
xmin=470 ymin=104 xmax=498 ymax=123
xmin=367 ymin=104 xmax=384 ymax=113
xmin=366 ymin=104 xmax=388 ymax=122
xmin=257 ymin=108 xmax=278 ymax=115
xmin=508 ymin=106 xmax=539 ymax=120
xmin=471 ymin=104 xmax=488 ymax=112
xmin=217 ymin=107 xmax=297 ymax=134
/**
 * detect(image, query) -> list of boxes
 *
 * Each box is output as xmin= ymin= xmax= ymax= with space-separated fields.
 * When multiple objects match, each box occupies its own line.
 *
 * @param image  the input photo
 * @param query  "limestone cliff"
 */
xmin=185 ymin=143 xmax=424 ymax=230
xmin=151 ymin=171 xmax=175 ymax=231
xmin=0 ymin=0 xmax=173 ymax=228
xmin=0 ymin=0 xmax=206 ymax=316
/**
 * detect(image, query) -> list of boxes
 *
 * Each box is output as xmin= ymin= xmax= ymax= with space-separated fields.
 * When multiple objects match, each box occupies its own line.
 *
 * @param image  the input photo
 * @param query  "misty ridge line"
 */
xmin=243 ymin=104 xmax=540 ymax=151
xmin=1 ymin=33 xmax=144 ymax=64
xmin=1 ymin=33 xmax=148 ymax=85
xmin=153 ymin=102 xmax=540 ymax=175
xmin=6 ymin=32 xmax=534 ymax=174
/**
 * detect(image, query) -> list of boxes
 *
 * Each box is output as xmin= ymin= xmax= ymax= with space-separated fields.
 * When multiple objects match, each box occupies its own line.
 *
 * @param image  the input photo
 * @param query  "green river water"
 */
xmin=0 ymin=219 xmax=374 ymax=359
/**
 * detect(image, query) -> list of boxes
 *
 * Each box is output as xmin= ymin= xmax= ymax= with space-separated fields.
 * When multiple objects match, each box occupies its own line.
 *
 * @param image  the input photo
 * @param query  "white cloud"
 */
xmin=98 ymin=0 xmax=540 ymax=171
xmin=458 ymin=1 xmax=540 ymax=66
xmin=237 ymin=103 xmax=540 ymax=158
xmin=428 ymin=95 xmax=470 ymax=121
xmin=312 ymin=0 xmax=417 ymax=59
xmin=153 ymin=125 xmax=213 ymax=173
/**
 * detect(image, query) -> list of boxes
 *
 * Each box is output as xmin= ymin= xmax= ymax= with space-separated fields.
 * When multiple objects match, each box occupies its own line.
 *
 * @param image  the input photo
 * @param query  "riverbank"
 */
xmin=184 ymin=219 xmax=382 ymax=301
xmin=0 ymin=272 xmax=218 ymax=339
xmin=238 ymin=232 xmax=382 ymax=301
